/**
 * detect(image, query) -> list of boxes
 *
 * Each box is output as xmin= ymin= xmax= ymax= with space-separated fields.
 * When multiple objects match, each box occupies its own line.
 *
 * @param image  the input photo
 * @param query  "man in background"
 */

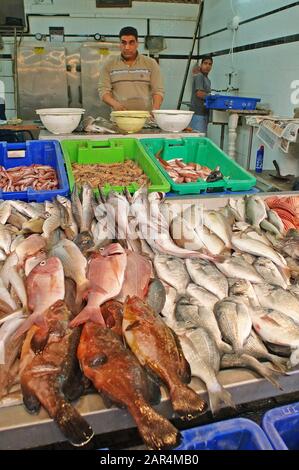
xmin=98 ymin=26 xmax=164 ymax=111
xmin=189 ymin=55 xmax=213 ymax=133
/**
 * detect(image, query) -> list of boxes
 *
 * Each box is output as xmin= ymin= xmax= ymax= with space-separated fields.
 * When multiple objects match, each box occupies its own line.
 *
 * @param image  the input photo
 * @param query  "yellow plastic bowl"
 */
xmin=111 ymin=111 xmax=150 ymax=133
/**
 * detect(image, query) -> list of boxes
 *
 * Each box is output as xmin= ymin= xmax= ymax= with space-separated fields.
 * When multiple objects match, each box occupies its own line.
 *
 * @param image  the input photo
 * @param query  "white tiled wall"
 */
xmin=189 ymin=0 xmax=299 ymax=175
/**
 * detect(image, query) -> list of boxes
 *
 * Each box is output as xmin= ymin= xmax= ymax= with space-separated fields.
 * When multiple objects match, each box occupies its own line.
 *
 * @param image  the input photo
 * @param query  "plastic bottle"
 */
xmin=255 ymin=145 xmax=264 ymax=173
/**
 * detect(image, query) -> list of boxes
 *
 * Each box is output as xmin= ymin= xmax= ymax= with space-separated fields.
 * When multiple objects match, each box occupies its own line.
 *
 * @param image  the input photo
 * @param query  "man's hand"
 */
xmin=112 ymin=102 xmax=127 ymax=111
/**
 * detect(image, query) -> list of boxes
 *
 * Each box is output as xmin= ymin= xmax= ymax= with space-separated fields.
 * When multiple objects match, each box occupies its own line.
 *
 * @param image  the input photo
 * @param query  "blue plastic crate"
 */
xmin=175 ymin=418 xmax=273 ymax=450
xmin=262 ymin=402 xmax=299 ymax=450
xmin=205 ymin=94 xmax=261 ymax=111
xmin=0 ymin=140 xmax=69 ymax=201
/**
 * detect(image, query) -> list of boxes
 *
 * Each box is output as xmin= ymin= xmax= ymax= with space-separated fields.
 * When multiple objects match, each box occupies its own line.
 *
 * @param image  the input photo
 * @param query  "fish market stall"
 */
xmin=1 ymin=189 xmax=299 ymax=450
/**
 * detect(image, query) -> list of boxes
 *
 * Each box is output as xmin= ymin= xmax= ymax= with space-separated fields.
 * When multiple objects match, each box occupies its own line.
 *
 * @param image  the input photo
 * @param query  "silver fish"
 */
xmin=249 ymin=307 xmax=299 ymax=349
xmin=186 ymin=258 xmax=228 ymax=300
xmin=81 ymin=182 xmax=95 ymax=233
xmin=43 ymin=201 xmax=61 ymax=240
xmin=214 ymin=298 xmax=252 ymax=353
xmin=245 ymin=195 xmax=267 ymax=229
xmin=186 ymin=284 xmax=219 ymax=309
xmin=228 ymin=197 xmax=246 ymax=222
xmin=154 ymin=254 xmax=189 ymax=295
xmin=0 ymin=201 xmax=11 ymax=225
xmin=267 ymin=209 xmax=285 ymax=234
xmin=253 ymin=257 xmax=290 ymax=289
xmin=215 ymin=256 xmax=264 ymax=284
xmin=203 ymin=210 xmax=232 ymax=248
xmin=180 ymin=328 xmax=235 ymax=415
xmin=160 ymin=283 xmax=178 ymax=329
xmin=260 ymin=219 xmax=282 ymax=238
xmin=71 ymin=184 xmax=83 ymax=232
xmin=243 ymin=331 xmax=287 ymax=372
xmin=253 ymin=284 xmax=299 ymax=325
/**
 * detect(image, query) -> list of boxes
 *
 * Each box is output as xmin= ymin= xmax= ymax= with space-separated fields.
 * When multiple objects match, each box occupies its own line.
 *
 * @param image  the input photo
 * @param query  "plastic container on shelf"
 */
xmin=0 ymin=140 xmax=69 ymax=202
xmin=140 ymin=137 xmax=256 ymax=195
xmin=61 ymin=138 xmax=170 ymax=195
xmin=262 ymin=402 xmax=299 ymax=450
xmin=175 ymin=418 xmax=273 ymax=450
xmin=205 ymin=94 xmax=261 ymax=111
xmin=255 ymin=145 xmax=264 ymax=173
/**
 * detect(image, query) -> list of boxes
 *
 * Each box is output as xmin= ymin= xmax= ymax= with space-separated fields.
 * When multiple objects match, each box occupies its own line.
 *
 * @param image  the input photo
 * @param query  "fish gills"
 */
xmin=78 ymin=322 xmax=180 ymax=450
xmin=123 ymin=296 xmax=207 ymax=420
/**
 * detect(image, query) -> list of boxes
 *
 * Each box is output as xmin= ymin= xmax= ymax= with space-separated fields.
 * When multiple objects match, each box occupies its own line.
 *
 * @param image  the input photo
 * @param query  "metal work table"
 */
xmin=1 ymin=368 xmax=299 ymax=450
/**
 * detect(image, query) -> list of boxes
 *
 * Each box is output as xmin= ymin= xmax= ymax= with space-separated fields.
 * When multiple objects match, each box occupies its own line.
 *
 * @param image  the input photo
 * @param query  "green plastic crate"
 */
xmin=140 ymin=137 xmax=256 ymax=195
xmin=61 ymin=138 xmax=170 ymax=195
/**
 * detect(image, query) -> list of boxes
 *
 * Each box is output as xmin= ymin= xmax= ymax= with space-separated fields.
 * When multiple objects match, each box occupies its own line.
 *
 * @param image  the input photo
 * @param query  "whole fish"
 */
xmin=145 ymin=278 xmax=166 ymax=314
xmin=0 ymin=201 xmax=11 ymax=225
xmin=180 ymin=328 xmax=235 ymax=415
xmin=131 ymin=187 xmax=221 ymax=261
xmin=117 ymin=251 xmax=152 ymax=303
xmin=245 ymin=195 xmax=267 ymax=229
xmin=186 ymin=284 xmax=219 ymax=309
xmin=56 ymin=195 xmax=78 ymax=240
xmin=154 ymin=254 xmax=189 ymax=295
xmin=15 ymin=234 xmax=46 ymax=268
xmin=81 ymin=182 xmax=94 ymax=233
xmin=215 ymin=256 xmax=264 ymax=284
xmin=186 ymin=258 xmax=228 ymax=300
xmin=229 ymin=279 xmax=260 ymax=308
xmin=250 ymin=307 xmax=299 ymax=350
xmin=228 ymin=197 xmax=246 ymax=222
xmin=71 ymin=184 xmax=83 ymax=232
xmin=14 ymin=257 xmax=65 ymax=337
xmin=253 ymin=284 xmax=299 ymax=325
xmin=214 ymin=297 xmax=252 ymax=354
xmin=20 ymin=301 xmax=93 ymax=447
xmin=70 ymin=243 xmax=127 ymax=327
xmin=50 ymin=239 xmax=89 ymax=306
xmin=160 ymin=284 xmax=178 ymax=329
xmin=260 ymin=219 xmax=282 ymax=238
xmin=42 ymin=200 xmax=61 ymax=240
xmin=243 ymin=331 xmax=287 ymax=373
xmin=203 ymin=210 xmax=232 ymax=249
xmin=267 ymin=209 xmax=285 ymax=235
xmin=253 ymin=257 xmax=290 ymax=289
xmin=123 ymin=296 xmax=207 ymax=420
xmin=78 ymin=322 xmax=179 ymax=450
xmin=231 ymin=232 xmax=287 ymax=269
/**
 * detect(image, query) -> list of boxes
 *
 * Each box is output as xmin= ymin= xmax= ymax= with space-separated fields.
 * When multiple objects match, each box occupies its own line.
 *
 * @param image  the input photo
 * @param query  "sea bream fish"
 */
xmin=123 ymin=296 xmax=207 ymax=420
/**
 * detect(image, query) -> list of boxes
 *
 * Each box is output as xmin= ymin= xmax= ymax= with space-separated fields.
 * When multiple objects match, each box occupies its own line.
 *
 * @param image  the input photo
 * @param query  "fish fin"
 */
xmin=21 ymin=384 xmax=41 ymax=414
xmin=70 ymin=306 xmax=105 ymax=328
xmin=240 ymin=354 xmax=283 ymax=390
xmin=146 ymin=371 xmax=162 ymax=406
xmin=208 ymin=383 xmax=236 ymax=416
xmin=13 ymin=313 xmax=46 ymax=340
xmin=219 ymin=341 xmax=233 ymax=354
xmin=170 ymin=329 xmax=191 ymax=384
xmin=125 ymin=320 xmax=141 ymax=331
xmin=129 ymin=399 xmax=180 ymax=450
xmin=54 ymin=400 xmax=94 ymax=447
xmin=75 ymin=280 xmax=90 ymax=306
xmin=170 ymin=383 xmax=207 ymax=420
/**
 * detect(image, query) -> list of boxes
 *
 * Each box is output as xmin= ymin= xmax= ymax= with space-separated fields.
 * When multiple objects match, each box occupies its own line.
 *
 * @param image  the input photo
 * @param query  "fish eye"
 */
xmin=40 ymin=260 xmax=46 ymax=266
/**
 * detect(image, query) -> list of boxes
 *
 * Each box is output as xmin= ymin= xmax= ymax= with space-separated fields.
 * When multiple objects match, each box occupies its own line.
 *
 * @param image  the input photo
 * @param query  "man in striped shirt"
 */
xmin=98 ymin=26 xmax=164 ymax=112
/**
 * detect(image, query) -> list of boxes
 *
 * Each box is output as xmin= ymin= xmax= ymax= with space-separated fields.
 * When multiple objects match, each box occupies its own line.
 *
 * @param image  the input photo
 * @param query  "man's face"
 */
xmin=120 ymin=35 xmax=138 ymax=61
xmin=201 ymin=59 xmax=213 ymax=75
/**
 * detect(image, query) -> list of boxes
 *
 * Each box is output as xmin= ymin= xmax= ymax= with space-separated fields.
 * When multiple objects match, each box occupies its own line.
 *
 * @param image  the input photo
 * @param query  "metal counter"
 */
xmin=38 ymin=129 xmax=203 ymax=141
xmin=1 ymin=367 xmax=299 ymax=450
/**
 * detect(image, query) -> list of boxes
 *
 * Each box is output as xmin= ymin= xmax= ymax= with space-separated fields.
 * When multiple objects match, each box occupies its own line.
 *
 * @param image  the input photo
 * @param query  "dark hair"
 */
xmin=201 ymin=55 xmax=213 ymax=63
xmin=119 ymin=26 xmax=138 ymax=40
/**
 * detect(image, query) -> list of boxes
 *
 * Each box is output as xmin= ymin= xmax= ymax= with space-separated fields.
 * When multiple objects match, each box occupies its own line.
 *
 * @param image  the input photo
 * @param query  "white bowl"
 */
xmin=152 ymin=110 xmax=194 ymax=133
xmin=111 ymin=110 xmax=150 ymax=133
xmin=36 ymin=108 xmax=85 ymax=135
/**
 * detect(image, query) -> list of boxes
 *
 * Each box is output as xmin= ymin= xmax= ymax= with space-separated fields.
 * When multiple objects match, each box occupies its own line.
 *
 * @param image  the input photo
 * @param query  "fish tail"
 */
xmin=219 ymin=341 xmax=233 ymax=354
xmin=208 ymin=383 xmax=236 ymax=416
xmin=129 ymin=399 xmax=180 ymax=450
xmin=70 ymin=306 xmax=105 ymax=327
xmin=75 ymin=280 xmax=90 ymax=307
xmin=241 ymin=354 xmax=283 ymax=390
xmin=170 ymin=382 xmax=207 ymax=420
xmin=55 ymin=400 xmax=94 ymax=447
